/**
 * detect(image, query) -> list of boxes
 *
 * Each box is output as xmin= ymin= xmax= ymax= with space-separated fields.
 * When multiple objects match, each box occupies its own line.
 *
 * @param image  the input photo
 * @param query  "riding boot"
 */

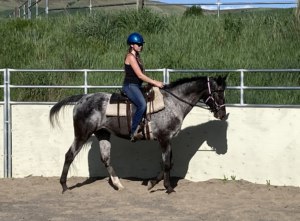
xmin=131 ymin=125 xmax=143 ymax=142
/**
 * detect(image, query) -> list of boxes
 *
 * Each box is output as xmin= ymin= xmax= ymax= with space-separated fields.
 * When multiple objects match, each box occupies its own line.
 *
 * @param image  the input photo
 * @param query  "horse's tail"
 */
xmin=49 ymin=94 xmax=85 ymax=128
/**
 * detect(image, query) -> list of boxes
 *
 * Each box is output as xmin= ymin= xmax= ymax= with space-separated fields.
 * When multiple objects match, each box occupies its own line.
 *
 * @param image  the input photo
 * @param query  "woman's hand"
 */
xmin=153 ymin=80 xmax=164 ymax=88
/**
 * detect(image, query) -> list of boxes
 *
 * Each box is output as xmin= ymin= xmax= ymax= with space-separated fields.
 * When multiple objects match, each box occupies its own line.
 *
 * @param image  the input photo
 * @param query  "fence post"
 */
xmin=23 ymin=4 xmax=26 ymax=18
xmin=3 ymin=69 xmax=7 ymax=178
xmin=14 ymin=7 xmax=18 ymax=17
xmin=6 ymin=69 xmax=11 ymax=178
xmin=46 ymin=0 xmax=48 ymax=17
xmin=217 ymin=0 xmax=220 ymax=17
xmin=28 ymin=0 xmax=31 ymax=19
xmin=36 ymin=0 xmax=38 ymax=17
xmin=89 ymin=0 xmax=92 ymax=14
xmin=240 ymin=71 xmax=244 ymax=105
xmin=137 ymin=0 xmax=144 ymax=10
xmin=3 ymin=69 xmax=11 ymax=178
xmin=84 ymin=70 xmax=88 ymax=94
xmin=164 ymin=68 xmax=169 ymax=84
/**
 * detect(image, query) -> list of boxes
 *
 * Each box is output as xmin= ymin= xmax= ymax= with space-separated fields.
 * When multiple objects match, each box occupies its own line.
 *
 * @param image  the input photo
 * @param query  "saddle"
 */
xmin=108 ymin=84 xmax=156 ymax=138
xmin=110 ymin=84 xmax=155 ymax=104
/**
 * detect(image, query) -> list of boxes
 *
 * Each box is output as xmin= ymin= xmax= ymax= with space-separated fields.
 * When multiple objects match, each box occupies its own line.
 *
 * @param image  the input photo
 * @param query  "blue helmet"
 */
xmin=127 ymin=32 xmax=145 ymax=44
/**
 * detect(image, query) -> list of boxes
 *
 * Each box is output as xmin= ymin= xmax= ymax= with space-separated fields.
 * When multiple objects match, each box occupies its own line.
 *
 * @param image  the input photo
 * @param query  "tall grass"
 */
xmin=0 ymin=8 xmax=299 ymax=104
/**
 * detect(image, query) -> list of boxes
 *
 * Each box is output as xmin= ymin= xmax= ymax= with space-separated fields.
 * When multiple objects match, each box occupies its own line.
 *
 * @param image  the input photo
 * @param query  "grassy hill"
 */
xmin=1 ymin=0 xmax=188 ymax=17
xmin=0 ymin=5 xmax=299 ymax=103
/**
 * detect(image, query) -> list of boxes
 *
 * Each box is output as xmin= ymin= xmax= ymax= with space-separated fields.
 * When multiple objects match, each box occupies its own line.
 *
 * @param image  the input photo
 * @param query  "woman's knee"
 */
xmin=138 ymin=100 xmax=147 ymax=111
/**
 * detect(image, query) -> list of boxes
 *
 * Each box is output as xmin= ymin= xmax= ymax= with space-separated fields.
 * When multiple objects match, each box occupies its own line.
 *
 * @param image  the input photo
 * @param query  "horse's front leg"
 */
xmin=150 ymin=139 xmax=175 ymax=194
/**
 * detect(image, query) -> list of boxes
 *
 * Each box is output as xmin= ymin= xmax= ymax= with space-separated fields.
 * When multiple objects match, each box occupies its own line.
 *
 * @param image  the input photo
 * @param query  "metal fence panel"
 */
xmin=2 ymin=68 xmax=300 ymax=178
xmin=0 ymin=69 xmax=5 ymax=178
xmin=166 ymin=69 xmax=300 ymax=108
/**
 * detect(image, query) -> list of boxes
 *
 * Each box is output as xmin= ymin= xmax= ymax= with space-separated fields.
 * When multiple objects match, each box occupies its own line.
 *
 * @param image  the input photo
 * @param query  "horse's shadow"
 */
xmin=70 ymin=119 xmax=228 ymax=190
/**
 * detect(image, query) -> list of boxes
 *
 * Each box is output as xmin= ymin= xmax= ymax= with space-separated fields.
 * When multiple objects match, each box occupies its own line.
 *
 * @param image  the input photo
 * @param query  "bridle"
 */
xmin=161 ymin=77 xmax=225 ymax=114
xmin=205 ymin=77 xmax=225 ymax=113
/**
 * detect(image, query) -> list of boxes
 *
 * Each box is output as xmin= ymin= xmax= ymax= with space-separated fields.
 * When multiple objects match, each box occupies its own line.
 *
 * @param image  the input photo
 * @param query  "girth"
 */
xmin=109 ymin=92 xmax=131 ymax=133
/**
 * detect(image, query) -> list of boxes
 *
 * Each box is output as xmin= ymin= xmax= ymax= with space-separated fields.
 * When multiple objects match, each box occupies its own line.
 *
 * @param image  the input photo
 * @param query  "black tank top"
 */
xmin=123 ymin=56 xmax=144 ymax=85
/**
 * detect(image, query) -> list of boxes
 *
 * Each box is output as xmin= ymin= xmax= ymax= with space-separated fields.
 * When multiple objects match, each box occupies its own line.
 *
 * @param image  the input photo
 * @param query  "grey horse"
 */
xmin=49 ymin=75 xmax=227 ymax=194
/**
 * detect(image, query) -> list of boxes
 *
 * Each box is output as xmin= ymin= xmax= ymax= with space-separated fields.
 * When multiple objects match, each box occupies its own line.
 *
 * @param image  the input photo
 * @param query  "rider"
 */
xmin=122 ymin=32 xmax=164 ymax=142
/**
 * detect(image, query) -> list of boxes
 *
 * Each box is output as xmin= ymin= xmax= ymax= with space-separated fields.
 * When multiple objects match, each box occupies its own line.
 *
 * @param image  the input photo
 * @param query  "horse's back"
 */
xmin=73 ymin=92 xmax=110 ymax=116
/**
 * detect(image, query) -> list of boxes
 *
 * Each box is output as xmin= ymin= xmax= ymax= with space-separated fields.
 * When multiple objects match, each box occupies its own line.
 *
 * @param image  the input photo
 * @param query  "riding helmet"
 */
xmin=127 ymin=32 xmax=145 ymax=44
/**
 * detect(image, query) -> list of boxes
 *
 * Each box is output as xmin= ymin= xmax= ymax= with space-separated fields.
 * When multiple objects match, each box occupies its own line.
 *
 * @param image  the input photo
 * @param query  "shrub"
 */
xmin=183 ymin=5 xmax=203 ymax=17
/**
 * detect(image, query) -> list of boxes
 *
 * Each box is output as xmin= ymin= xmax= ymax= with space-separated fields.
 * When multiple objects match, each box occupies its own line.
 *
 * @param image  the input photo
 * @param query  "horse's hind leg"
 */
xmin=60 ymin=137 xmax=90 ymax=193
xmin=94 ymin=129 xmax=124 ymax=190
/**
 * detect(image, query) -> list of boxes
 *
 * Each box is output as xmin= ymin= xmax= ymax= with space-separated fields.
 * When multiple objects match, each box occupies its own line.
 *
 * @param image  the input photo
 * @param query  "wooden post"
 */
xmin=137 ymin=0 xmax=144 ymax=10
xmin=296 ymin=0 xmax=300 ymax=21
xmin=14 ymin=6 xmax=19 ymax=17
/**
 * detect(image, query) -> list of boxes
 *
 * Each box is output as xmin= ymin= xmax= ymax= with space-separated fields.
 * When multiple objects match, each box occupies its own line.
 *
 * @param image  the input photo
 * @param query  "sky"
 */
xmin=157 ymin=0 xmax=297 ymax=10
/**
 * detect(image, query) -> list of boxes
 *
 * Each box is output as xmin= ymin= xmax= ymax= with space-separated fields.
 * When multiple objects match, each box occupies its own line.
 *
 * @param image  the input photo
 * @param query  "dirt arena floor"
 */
xmin=0 ymin=176 xmax=300 ymax=221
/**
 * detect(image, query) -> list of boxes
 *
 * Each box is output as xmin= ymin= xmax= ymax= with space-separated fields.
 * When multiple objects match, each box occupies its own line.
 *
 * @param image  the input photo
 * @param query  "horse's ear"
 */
xmin=217 ymin=74 xmax=227 ymax=85
xmin=217 ymin=75 xmax=223 ymax=85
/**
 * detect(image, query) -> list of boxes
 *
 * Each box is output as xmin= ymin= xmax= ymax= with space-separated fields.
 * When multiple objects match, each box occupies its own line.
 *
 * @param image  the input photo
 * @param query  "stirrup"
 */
xmin=130 ymin=125 xmax=143 ymax=142
xmin=130 ymin=133 xmax=143 ymax=142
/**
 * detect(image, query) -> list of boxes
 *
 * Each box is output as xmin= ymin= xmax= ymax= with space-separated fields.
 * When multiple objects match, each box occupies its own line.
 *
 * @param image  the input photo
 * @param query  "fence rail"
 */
xmin=7 ymin=0 xmax=298 ymax=18
xmin=2 ymin=68 xmax=300 ymax=178
xmin=146 ymin=1 xmax=298 ymax=17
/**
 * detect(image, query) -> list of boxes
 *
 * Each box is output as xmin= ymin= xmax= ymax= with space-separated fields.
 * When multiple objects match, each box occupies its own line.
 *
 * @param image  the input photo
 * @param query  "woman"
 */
xmin=122 ymin=32 xmax=164 ymax=142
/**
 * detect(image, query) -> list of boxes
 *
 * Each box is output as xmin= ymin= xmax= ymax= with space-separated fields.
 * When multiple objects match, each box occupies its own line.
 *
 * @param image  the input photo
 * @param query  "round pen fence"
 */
xmin=1 ymin=68 xmax=300 ymax=187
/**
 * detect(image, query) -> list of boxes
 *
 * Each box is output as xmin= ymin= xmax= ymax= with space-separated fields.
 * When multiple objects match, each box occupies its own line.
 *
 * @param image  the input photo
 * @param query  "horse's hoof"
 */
xmin=62 ymin=187 xmax=69 ymax=194
xmin=148 ymin=180 xmax=156 ymax=190
xmin=167 ymin=189 xmax=176 ymax=194
xmin=117 ymin=185 xmax=125 ymax=191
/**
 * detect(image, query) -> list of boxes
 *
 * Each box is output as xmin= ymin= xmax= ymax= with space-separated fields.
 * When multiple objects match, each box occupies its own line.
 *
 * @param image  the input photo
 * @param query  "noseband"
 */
xmin=205 ymin=77 xmax=225 ymax=113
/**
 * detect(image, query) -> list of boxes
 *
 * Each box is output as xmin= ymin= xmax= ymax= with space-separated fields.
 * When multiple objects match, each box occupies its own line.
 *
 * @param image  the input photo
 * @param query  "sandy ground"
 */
xmin=0 ymin=176 xmax=300 ymax=221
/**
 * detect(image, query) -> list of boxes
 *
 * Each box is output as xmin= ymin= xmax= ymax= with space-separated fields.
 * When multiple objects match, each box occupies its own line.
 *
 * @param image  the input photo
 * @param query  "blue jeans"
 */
xmin=122 ymin=84 xmax=146 ymax=136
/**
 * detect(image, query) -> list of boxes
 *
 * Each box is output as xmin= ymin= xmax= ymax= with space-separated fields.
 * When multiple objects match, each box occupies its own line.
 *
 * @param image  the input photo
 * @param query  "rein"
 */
xmin=161 ymin=88 xmax=208 ymax=109
xmin=161 ymin=77 xmax=225 ymax=111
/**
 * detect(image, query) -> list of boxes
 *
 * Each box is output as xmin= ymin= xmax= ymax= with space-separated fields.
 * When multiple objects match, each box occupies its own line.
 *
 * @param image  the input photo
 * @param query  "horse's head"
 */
xmin=205 ymin=75 xmax=227 ymax=120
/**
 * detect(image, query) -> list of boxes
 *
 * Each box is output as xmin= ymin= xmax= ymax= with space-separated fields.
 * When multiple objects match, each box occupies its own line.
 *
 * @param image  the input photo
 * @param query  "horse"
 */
xmin=49 ymin=75 xmax=227 ymax=194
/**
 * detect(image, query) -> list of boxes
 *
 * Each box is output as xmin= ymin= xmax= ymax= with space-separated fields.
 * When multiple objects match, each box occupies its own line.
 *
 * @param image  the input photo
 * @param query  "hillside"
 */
xmin=1 ymin=0 xmax=188 ymax=17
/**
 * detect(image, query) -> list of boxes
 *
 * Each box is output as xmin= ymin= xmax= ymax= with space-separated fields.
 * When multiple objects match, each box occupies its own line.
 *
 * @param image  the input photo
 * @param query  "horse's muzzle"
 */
xmin=214 ymin=109 xmax=226 ymax=120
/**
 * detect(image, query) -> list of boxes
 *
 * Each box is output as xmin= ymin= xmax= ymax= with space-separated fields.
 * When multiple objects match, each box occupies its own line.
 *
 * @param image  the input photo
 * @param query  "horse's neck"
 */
xmin=168 ymin=81 xmax=206 ymax=117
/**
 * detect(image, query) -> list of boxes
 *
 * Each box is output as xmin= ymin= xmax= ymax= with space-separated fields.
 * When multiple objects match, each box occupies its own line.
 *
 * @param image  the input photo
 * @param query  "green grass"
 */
xmin=0 ymin=7 xmax=299 ymax=104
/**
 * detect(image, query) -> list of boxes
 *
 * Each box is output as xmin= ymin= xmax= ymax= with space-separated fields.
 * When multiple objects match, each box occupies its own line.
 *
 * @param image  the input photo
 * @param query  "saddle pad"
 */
xmin=106 ymin=87 xmax=165 ymax=116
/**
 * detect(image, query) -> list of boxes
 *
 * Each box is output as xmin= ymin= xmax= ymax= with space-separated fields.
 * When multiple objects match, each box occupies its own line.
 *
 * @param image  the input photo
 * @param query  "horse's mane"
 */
xmin=163 ymin=76 xmax=207 ymax=89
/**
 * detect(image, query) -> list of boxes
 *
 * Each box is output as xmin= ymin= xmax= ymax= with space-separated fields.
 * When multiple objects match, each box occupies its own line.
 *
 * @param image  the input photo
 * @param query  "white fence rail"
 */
xmin=1 ymin=68 xmax=300 ymax=178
